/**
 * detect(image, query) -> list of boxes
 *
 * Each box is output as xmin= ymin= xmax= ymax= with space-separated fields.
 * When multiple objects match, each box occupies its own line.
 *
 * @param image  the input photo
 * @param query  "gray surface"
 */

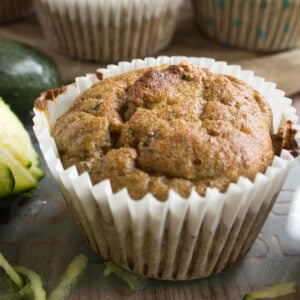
xmin=1 ymin=140 xmax=300 ymax=298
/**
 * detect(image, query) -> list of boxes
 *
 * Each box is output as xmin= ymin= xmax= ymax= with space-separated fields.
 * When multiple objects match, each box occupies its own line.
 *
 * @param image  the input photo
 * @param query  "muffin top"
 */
xmin=52 ymin=62 xmax=276 ymax=200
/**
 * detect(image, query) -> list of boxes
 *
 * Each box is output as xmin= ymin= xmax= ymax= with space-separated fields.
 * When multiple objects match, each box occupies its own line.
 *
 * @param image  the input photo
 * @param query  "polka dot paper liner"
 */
xmin=192 ymin=0 xmax=300 ymax=52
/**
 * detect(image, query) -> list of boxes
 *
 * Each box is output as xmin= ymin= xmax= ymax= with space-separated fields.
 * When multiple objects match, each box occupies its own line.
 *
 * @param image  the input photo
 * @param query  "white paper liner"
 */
xmin=33 ymin=0 xmax=183 ymax=62
xmin=192 ymin=0 xmax=300 ymax=52
xmin=0 ymin=0 xmax=33 ymax=23
xmin=33 ymin=56 xmax=298 ymax=280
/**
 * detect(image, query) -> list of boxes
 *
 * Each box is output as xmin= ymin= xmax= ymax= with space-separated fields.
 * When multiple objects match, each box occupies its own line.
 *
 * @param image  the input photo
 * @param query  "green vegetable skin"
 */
xmin=0 ymin=37 xmax=62 ymax=122
xmin=0 ymin=98 xmax=44 ymax=202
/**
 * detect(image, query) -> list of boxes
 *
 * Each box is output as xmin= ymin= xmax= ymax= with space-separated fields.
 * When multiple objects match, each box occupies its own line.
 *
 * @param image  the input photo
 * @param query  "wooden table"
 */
xmin=1 ymin=1 xmax=300 ymax=299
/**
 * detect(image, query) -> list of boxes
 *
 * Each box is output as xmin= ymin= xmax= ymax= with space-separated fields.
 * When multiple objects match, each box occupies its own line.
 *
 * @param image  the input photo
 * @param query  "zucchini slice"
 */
xmin=0 ymin=162 xmax=14 ymax=199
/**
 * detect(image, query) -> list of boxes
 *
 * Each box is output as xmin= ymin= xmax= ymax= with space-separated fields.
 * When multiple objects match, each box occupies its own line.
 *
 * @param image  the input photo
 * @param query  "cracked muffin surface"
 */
xmin=53 ymin=62 xmax=275 ymax=200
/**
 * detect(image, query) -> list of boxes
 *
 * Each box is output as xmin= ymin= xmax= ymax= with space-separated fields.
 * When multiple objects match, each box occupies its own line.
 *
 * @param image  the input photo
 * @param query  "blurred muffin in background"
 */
xmin=191 ymin=0 xmax=300 ymax=52
xmin=0 ymin=0 xmax=33 ymax=23
xmin=33 ymin=0 xmax=183 ymax=63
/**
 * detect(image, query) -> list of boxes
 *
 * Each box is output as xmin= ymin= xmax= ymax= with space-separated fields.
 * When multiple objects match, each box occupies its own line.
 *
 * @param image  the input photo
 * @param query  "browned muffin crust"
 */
xmin=53 ymin=62 xmax=276 ymax=200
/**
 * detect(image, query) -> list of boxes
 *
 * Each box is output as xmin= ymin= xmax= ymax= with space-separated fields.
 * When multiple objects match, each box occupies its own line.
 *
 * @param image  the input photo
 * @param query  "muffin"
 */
xmin=33 ymin=0 xmax=183 ymax=63
xmin=0 ymin=0 xmax=33 ymax=23
xmin=33 ymin=56 xmax=299 ymax=280
xmin=191 ymin=0 xmax=300 ymax=52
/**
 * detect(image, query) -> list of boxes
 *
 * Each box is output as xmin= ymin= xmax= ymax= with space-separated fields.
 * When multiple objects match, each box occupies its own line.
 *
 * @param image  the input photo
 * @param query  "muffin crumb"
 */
xmin=53 ymin=62 xmax=286 ymax=200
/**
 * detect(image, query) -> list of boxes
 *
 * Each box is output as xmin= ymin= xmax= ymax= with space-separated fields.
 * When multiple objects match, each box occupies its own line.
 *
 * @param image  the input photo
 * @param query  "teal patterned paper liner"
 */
xmin=33 ymin=56 xmax=298 ymax=280
xmin=192 ymin=0 xmax=300 ymax=52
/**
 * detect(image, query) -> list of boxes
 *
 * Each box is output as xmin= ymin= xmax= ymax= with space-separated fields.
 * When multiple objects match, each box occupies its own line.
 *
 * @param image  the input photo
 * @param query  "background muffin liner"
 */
xmin=33 ymin=56 xmax=298 ymax=280
xmin=33 ymin=0 xmax=183 ymax=62
xmin=192 ymin=0 xmax=300 ymax=52
xmin=0 ymin=0 xmax=33 ymax=23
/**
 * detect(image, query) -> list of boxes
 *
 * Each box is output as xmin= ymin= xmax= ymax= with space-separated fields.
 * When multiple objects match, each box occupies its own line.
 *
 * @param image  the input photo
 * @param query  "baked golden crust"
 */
xmin=53 ymin=62 xmax=275 ymax=200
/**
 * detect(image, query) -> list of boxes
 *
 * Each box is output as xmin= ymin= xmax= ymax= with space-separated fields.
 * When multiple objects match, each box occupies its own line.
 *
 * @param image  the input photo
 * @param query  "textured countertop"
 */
xmin=0 ymin=1 xmax=300 ymax=299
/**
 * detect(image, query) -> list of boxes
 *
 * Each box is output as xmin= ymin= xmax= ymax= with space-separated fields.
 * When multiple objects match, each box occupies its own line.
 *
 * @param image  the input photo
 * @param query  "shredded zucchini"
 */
xmin=104 ymin=261 xmax=148 ymax=291
xmin=0 ymin=252 xmax=88 ymax=299
xmin=14 ymin=266 xmax=46 ymax=300
xmin=0 ymin=252 xmax=24 ymax=288
xmin=244 ymin=282 xmax=296 ymax=299
xmin=48 ymin=254 xmax=88 ymax=300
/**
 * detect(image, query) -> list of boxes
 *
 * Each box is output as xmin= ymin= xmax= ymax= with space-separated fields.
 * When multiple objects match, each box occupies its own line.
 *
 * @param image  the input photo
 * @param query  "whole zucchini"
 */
xmin=0 ymin=37 xmax=62 ymax=122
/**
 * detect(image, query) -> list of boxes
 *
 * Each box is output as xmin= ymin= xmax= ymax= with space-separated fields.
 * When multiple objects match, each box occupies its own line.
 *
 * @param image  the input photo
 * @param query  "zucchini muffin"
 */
xmin=192 ymin=0 xmax=300 ymax=52
xmin=33 ymin=0 xmax=183 ymax=62
xmin=33 ymin=57 xmax=298 ymax=280
xmin=53 ymin=62 xmax=277 ymax=201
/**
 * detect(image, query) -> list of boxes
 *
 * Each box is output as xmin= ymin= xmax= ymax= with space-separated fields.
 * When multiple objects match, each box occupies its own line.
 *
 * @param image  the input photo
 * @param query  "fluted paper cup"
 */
xmin=33 ymin=0 xmax=183 ymax=62
xmin=33 ymin=56 xmax=298 ymax=280
xmin=0 ymin=0 xmax=33 ymax=23
xmin=192 ymin=0 xmax=300 ymax=52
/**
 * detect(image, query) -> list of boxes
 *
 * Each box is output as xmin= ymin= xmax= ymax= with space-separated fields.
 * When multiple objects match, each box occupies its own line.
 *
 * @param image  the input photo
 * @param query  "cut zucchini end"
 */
xmin=0 ymin=98 xmax=44 ymax=201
